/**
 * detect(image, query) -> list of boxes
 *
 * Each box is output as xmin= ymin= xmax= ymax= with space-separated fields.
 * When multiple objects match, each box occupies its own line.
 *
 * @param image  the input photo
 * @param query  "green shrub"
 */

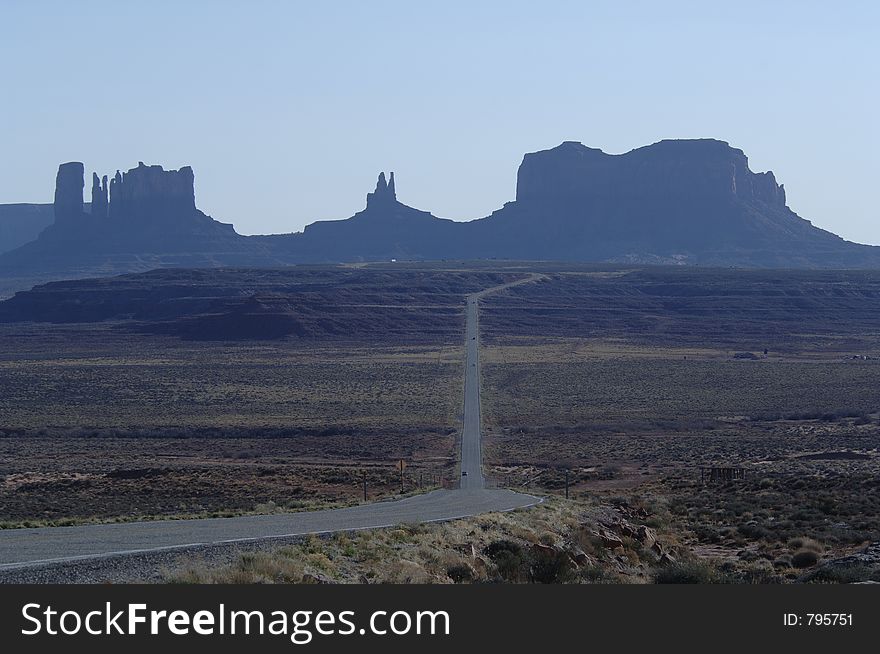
xmin=529 ymin=548 xmax=573 ymax=584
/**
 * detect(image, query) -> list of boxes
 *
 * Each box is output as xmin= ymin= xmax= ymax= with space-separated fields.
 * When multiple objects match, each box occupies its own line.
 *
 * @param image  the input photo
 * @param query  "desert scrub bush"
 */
xmin=653 ymin=560 xmax=722 ymax=584
xmin=236 ymin=552 xmax=306 ymax=583
xmin=507 ymin=524 xmax=539 ymax=543
xmin=484 ymin=540 xmax=527 ymax=582
xmin=382 ymin=560 xmax=430 ymax=584
xmin=253 ymin=501 xmax=280 ymax=513
xmin=787 ymin=537 xmax=823 ymax=553
xmin=693 ymin=525 xmax=723 ymax=544
xmin=166 ymin=564 xmax=211 ymax=584
xmin=791 ymin=549 xmax=820 ymax=569
xmin=737 ymin=522 xmax=775 ymax=541
xmin=718 ymin=560 xmax=781 ymax=584
xmin=529 ymin=547 xmax=574 ymax=584
xmin=577 ymin=565 xmax=625 ymax=584
xmin=304 ymin=552 xmax=335 ymax=575
xmin=446 ymin=563 xmax=475 ymax=584
xmin=806 ymin=565 xmax=880 ymax=584
xmin=333 ymin=533 xmax=357 ymax=558
xmin=388 ymin=529 xmax=413 ymax=543
xmin=169 ymin=552 xmax=306 ymax=584
xmin=300 ymin=534 xmax=324 ymax=555
xmin=538 ymin=532 xmax=557 ymax=546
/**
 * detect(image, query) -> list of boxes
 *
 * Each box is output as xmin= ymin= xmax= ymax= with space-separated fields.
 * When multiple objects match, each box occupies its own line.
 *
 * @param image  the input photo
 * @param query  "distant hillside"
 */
xmin=0 ymin=204 xmax=54 ymax=254
xmin=0 ymin=267 xmax=518 ymax=341
xmin=1 ymin=140 xmax=878 ymax=295
xmin=4 ymin=265 xmax=880 ymax=349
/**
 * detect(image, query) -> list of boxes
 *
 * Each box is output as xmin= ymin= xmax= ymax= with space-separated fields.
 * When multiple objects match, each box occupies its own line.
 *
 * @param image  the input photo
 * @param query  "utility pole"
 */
xmin=419 ymin=470 xmax=423 ymax=489
xmin=362 ymin=470 xmax=367 ymax=502
xmin=565 ymin=468 xmax=570 ymax=500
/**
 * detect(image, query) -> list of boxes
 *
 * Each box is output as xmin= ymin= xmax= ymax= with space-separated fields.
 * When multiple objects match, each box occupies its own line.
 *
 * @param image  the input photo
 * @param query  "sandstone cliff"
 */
xmin=53 ymin=162 xmax=85 ymax=223
xmin=2 ymin=140 xmax=880 ymax=293
xmin=0 ymin=161 xmax=269 ymax=287
xmin=516 ymin=139 xmax=786 ymax=206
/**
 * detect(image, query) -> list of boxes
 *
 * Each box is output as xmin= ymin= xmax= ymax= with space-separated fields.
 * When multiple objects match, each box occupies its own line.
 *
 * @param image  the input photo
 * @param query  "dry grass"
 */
xmin=479 ymin=338 xmax=880 ymax=579
xmin=0 ymin=336 xmax=463 ymax=525
xmin=0 ymin=334 xmax=462 ymax=430
xmin=483 ymin=343 xmax=880 ymax=430
xmin=164 ymin=496 xmax=678 ymax=584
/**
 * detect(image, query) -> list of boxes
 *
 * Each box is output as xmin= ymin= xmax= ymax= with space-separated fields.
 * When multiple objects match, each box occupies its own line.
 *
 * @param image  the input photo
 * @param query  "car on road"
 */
xmin=461 ymin=471 xmax=468 ymax=477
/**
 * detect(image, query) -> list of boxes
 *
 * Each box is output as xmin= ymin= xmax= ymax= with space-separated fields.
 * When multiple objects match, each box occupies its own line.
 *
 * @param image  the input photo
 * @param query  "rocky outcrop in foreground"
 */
xmin=800 ymin=542 xmax=880 ymax=583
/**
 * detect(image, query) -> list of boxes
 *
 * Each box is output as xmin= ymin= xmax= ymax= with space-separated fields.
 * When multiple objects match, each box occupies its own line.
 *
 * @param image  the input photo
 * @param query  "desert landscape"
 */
xmin=3 ymin=7 xmax=878 ymax=653
xmin=0 ymin=268 xmax=495 ymax=527
xmin=1 ymin=263 xmax=878 ymax=583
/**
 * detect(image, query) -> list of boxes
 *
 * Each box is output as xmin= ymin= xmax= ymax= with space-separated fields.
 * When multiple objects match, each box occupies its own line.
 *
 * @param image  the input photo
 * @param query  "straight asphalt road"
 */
xmin=459 ymin=292 xmax=485 ymax=489
xmin=0 ymin=275 xmax=544 ymax=570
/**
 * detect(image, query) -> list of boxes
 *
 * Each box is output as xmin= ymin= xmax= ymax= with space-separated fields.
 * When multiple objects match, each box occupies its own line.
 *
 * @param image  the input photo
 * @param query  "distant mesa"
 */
xmin=0 ymin=159 xmax=251 ymax=283
xmin=1 ymin=138 xmax=880 ymax=293
xmin=480 ymin=139 xmax=820 ymax=264
xmin=516 ymin=139 xmax=786 ymax=206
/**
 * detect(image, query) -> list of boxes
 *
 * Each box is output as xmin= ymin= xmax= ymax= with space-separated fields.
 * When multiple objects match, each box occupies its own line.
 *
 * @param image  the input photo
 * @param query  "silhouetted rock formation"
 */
xmin=284 ymin=171 xmax=459 ymax=261
xmin=52 ymin=161 xmax=200 ymax=226
xmin=90 ymin=173 xmax=109 ymax=219
xmin=465 ymin=139 xmax=875 ymax=267
xmin=0 ymin=161 xmax=271 ymax=286
xmin=53 ymin=162 xmax=85 ymax=223
xmin=366 ymin=171 xmax=397 ymax=208
xmin=2 ymin=139 xmax=880 ymax=295
xmin=515 ymin=140 xmax=787 ymax=206
xmin=108 ymin=162 xmax=196 ymax=221
xmin=274 ymin=143 xmax=880 ymax=267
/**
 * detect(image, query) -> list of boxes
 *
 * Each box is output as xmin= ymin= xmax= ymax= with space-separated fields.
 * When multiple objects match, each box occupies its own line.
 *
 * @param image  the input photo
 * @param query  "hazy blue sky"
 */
xmin=1 ymin=1 xmax=877 ymax=242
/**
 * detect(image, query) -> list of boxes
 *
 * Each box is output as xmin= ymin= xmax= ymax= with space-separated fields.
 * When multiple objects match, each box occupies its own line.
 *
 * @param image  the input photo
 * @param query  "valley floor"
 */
xmin=2 ymin=263 xmax=880 ymax=582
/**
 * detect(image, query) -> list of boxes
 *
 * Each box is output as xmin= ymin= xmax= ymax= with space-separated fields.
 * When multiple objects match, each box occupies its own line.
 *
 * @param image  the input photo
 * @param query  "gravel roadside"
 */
xmin=0 ymin=534 xmax=314 ymax=584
